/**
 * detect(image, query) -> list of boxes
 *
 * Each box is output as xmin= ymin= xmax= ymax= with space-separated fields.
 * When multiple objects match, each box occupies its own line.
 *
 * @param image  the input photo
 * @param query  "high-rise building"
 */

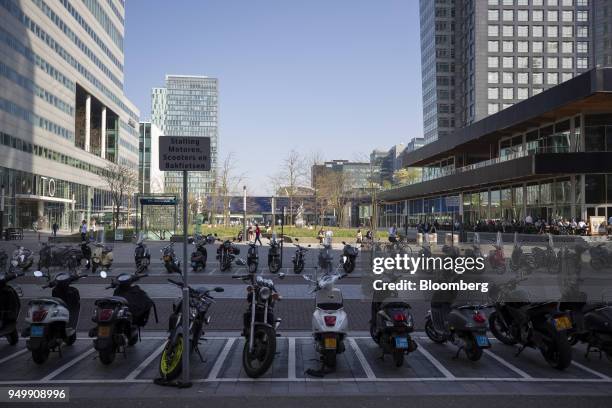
xmin=419 ymin=0 xmax=609 ymax=145
xmin=151 ymin=75 xmax=218 ymax=197
xmin=592 ymin=0 xmax=612 ymax=67
xmin=138 ymin=121 xmax=164 ymax=194
xmin=370 ymin=144 xmax=406 ymax=185
xmin=0 ymin=0 xmax=139 ymax=230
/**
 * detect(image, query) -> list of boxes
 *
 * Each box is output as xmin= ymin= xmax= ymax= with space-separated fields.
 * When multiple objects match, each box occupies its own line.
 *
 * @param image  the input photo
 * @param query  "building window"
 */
xmin=503 ymin=0 xmax=514 ymax=5
xmin=517 ymin=72 xmax=529 ymax=84
xmin=489 ymin=0 xmax=499 ymax=4
xmin=577 ymin=41 xmax=588 ymax=53
xmin=533 ymin=88 xmax=543 ymax=95
xmin=532 ymin=26 xmax=544 ymax=37
xmin=488 ymin=25 xmax=500 ymax=36
xmin=547 ymin=26 xmax=558 ymax=38
xmin=547 ymin=0 xmax=558 ymax=5
xmin=503 ymin=41 xmax=514 ymax=52
xmin=503 ymin=9 xmax=514 ymax=21
xmin=577 ymin=10 xmax=588 ymax=22
xmin=503 ymin=26 xmax=514 ymax=37
xmin=561 ymin=26 xmax=573 ymax=38
xmin=517 ymin=9 xmax=528 ymax=21
xmin=562 ymin=72 xmax=573 ymax=82
xmin=488 ymin=57 xmax=500 ymax=68
xmin=488 ymin=71 xmax=500 ymax=83
xmin=562 ymin=57 xmax=573 ymax=69
xmin=503 ymin=56 xmax=514 ymax=68
xmin=577 ymin=26 xmax=588 ymax=37
xmin=547 ymin=57 xmax=558 ymax=69
xmin=503 ymin=88 xmax=514 ymax=99
xmin=517 ymin=26 xmax=529 ymax=37
xmin=576 ymin=0 xmax=588 ymax=5
xmin=488 ymin=9 xmax=500 ymax=21
xmin=488 ymin=87 xmax=500 ymax=99
xmin=547 ymin=10 xmax=558 ymax=22
xmin=562 ymin=0 xmax=573 ymax=5
xmin=547 ymin=72 xmax=559 ymax=84
xmin=533 ymin=10 xmax=543 ymax=21
xmin=503 ymin=72 xmax=514 ymax=83
xmin=533 ymin=41 xmax=544 ymax=53
xmin=562 ymin=41 xmax=573 ymax=53
xmin=577 ymin=57 xmax=588 ymax=68
xmin=533 ymin=0 xmax=543 ymax=5
xmin=533 ymin=72 xmax=543 ymax=84
xmin=488 ymin=41 xmax=499 ymax=52
xmin=547 ymin=41 xmax=558 ymax=53
xmin=517 ymin=41 xmax=529 ymax=52
xmin=518 ymin=56 xmax=529 ymax=68
xmin=488 ymin=103 xmax=500 ymax=114
xmin=533 ymin=56 xmax=543 ymax=68
xmin=562 ymin=11 xmax=573 ymax=22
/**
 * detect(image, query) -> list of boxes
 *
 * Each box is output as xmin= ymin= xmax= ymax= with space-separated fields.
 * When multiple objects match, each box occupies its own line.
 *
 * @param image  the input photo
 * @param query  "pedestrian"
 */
xmin=80 ymin=220 xmax=87 ymax=242
xmin=254 ymin=223 xmax=263 ymax=246
xmin=388 ymin=224 xmax=397 ymax=243
xmin=356 ymin=229 xmax=362 ymax=244
xmin=52 ymin=222 xmax=59 ymax=237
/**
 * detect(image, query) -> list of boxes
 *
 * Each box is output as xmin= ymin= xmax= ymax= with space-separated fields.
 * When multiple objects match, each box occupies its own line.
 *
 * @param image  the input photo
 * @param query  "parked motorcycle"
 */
xmin=487 ymin=277 xmax=573 ymax=369
xmin=509 ymin=234 xmax=535 ymax=273
xmin=8 ymin=245 xmax=34 ymax=274
xmin=24 ymin=270 xmax=85 ymax=364
xmin=292 ymin=238 xmax=309 ymax=274
xmin=0 ymin=267 xmax=23 ymax=345
xmin=532 ymin=234 xmax=559 ymax=273
xmin=318 ymin=232 xmax=334 ymax=274
xmin=158 ymin=278 xmax=223 ymax=381
xmin=217 ymin=239 xmax=240 ymax=272
xmin=304 ymin=267 xmax=349 ymax=374
xmin=161 ymin=242 xmax=181 ymax=274
xmin=267 ymin=236 xmax=281 ymax=273
xmin=341 ymin=241 xmax=359 ymax=273
xmin=90 ymin=268 xmax=157 ymax=365
xmin=370 ymin=272 xmax=417 ymax=367
xmin=90 ymin=242 xmax=114 ymax=274
xmin=486 ymin=239 xmax=506 ymax=274
xmin=246 ymin=242 xmax=259 ymax=273
xmin=233 ymin=259 xmax=284 ymax=378
xmin=189 ymin=237 xmax=208 ymax=272
xmin=134 ymin=237 xmax=150 ymax=270
xmin=38 ymin=243 xmax=83 ymax=272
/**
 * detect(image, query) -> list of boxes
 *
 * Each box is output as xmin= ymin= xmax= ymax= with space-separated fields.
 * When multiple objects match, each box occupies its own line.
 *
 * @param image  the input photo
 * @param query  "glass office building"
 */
xmin=0 ymin=0 xmax=139 ymax=231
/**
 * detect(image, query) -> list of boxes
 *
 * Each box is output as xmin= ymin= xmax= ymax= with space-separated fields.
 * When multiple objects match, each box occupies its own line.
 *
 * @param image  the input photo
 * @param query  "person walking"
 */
xmin=80 ymin=220 xmax=88 ymax=242
xmin=254 ymin=223 xmax=263 ymax=246
xmin=52 ymin=222 xmax=59 ymax=237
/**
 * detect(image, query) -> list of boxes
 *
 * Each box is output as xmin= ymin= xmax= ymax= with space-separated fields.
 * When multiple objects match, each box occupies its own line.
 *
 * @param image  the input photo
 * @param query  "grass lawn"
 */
xmin=191 ymin=225 xmax=388 ymax=239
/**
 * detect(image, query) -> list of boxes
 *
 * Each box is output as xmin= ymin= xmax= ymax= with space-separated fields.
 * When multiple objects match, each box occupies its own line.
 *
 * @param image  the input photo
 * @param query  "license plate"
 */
xmin=554 ymin=316 xmax=572 ymax=331
xmin=475 ymin=334 xmax=490 ymax=348
xmin=395 ymin=336 xmax=409 ymax=349
xmin=323 ymin=337 xmax=337 ymax=350
xmin=98 ymin=326 xmax=111 ymax=337
xmin=30 ymin=325 xmax=44 ymax=337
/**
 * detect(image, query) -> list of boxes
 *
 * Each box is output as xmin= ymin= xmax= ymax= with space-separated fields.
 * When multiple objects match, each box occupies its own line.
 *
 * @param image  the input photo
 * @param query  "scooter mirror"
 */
xmin=33 ymin=271 xmax=43 ymax=278
xmin=214 ymin=287 xmax=224 ymax=292
xmin=100 ymin=271 xmax=108 ymax=278
xmin=278 ymin=273 xmax=286 ymax=280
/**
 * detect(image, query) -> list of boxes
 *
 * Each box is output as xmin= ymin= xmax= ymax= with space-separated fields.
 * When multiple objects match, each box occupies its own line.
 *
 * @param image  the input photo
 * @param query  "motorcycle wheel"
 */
xmin=242 ymin=326 xmax=276 ymax=378
xmin=65 ymin=332 xmax=77 ymax=346
xmin=424 ymin=316 xmax=446 ymax=344
xmin=268 ymin=258 xmax=281 ymax=274
xmin=99 ymin=349 xmax=116 ymax=365
xmin=567 ymin=334 xmax=578 ymax=346
xmin=323 ymin=350 xmax=337 ymax=368
xmin=464 ymin=336 xmax=483 ymax=362
xmin=489 ymin=312 xmax=517 ymax=345
xmin=541 ymin=334 xmax=572 ymax=370
xmin=392 ymin=349 xmax=404 ymax=367
xmin=159 ymin=335 xmax=184 ymax=381
xmin=32 ymin=347 xmax=50 ymax=365
xmin=248 ymin=262 xmax=258 ymax=274
xmin=343 ymin=260 xmax=355 ymax=274
xmin=6 ymin=330 xmax=18 ymax=346
xmin=369 ymin=323 xmax=379 ymax=344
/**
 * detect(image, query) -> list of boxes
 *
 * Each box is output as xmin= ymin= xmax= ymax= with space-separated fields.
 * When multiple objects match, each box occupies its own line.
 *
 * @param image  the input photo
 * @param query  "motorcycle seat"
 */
xmin=29 ymin=297 xmax=68 ymax=308
xmin=192 ymin=286 xmax=211 ymax=295
xmin=95 ymin=296 xmax=129 ymax=306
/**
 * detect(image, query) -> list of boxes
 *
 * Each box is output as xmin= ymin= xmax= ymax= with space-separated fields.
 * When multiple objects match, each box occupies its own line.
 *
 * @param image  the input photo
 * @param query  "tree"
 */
xmin=270 ymin=150 xmax=307 ymax=225
xmin=101 ymin=162 xmax=137 ymax=232
xmin=217 ymin=152 xmax=243 ymax=227
xmin=306 ymin=150 xmax=325 ymax=227
xmin=393 ymin=167 xmax=422 ymax=186
xmin=318 ymin=171 xmax=348 ymax=227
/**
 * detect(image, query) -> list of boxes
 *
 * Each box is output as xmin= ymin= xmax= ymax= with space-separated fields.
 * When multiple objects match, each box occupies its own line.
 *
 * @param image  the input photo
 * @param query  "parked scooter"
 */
xmin=267 ymin=236 xmax=282 ymax=273
xmin=0 ymin=267 xmax=23 ymax=345
xmin=487 ymin=277 xmax=573 ymax=369
xmin=134 ymin=236 xmax=150 ymax=270
xmin=370 ymin=272 xmax=417 ymax=367
xmin=425 ymin=274 xmax=490 ymax=361
xmin=486 ymin=233 xmax=506 ymax=274
xmin=38 ymin=243 xmax=83 ymax=272
xmin=318 ymin=232 xmax=334 ymax=274
xmin=90 ymin=242 xmax=114 ymax=274
xmin=217 ymin=239 xmax=240 ymax=272
xmin=509 ymin=233 xmax=535 ymax=273
xmin=233 ymin=259 xmax=284 ymax=378
xmin=303 ymin=265 xmax=349 ymax=375
xmin=8 ymin=245 xmax=33 ymax=274
xmin=189 ymin=237 xmax=208 ymax=272
xmin=161 ymin=242 xmax=181 ymax=274
xmin=292 ymin=239 xmax=309 ymax=274
xmin=24 ymin=270 xmax=85 ymax=364
xmin=532 ymin=234 xmax=559 ymax=273
xmin=90 ymin=267 xmax=157 ymax=365
xmin=158 ymin=279 xmax=224 ymax=381
xmin=246 ymin=242 xmax=259 ymax=273
xmin=341 ymin=241 xmax=359 ymax=273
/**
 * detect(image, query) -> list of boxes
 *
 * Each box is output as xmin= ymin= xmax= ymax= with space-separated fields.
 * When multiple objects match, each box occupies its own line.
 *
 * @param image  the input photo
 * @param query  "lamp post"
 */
xmin=243 ymin=185 xmax=247 ymax=241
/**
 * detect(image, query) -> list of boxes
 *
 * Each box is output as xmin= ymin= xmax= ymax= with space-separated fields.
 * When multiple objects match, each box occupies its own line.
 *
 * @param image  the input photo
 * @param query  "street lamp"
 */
xmin=243 ymin=185 xmax=247 ymax=241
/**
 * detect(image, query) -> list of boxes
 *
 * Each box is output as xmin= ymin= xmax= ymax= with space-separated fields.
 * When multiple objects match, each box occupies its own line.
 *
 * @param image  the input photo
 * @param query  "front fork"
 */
xmin=249 ymin=299 xmax=256 ymax=353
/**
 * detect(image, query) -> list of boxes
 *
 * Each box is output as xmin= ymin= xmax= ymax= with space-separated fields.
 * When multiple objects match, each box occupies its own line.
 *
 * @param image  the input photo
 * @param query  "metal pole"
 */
xmin=181 ymin=171 xmax=190 ymax=385
xmin=281 ymin=206 xmax=285 ymax=268
xmin=243 ymin=186 xmax=247 ymax=240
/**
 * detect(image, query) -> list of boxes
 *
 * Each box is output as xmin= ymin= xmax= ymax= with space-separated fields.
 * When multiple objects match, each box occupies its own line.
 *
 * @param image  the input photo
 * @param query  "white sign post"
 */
xmin=159 ymin=136 xmax=210 ymax=386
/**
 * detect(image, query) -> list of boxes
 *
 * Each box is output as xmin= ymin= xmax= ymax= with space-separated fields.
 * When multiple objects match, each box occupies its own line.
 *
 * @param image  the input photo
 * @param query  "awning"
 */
xmin=15 ymin=194 xmax=75 ymax=204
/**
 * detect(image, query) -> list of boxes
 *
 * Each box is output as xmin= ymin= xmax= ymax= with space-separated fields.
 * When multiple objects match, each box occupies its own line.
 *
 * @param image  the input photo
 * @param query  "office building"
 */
xmin=138 ymin=121 xmax=164 ymax=194
xmin=151 ymin=75 xmax=218 ymax=197
xmin=311 ymin=160 xmax=378 ymax=193
xmin=370 ymin=144 xmax=406 ymax=185
xmin=0 ymin=0 xmax=140 ymax=231
xmin=419 ymin=0 xmax=607 ymax=145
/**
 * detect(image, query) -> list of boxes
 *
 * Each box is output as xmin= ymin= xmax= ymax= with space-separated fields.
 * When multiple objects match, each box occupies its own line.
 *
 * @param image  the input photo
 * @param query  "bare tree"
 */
xmin=101 ymin=162 xmax=137 ymax=232
xmin=317 ymin=171 xmax=349 ymax=227
xmin=270 ymin=150 xmax=307 ymax=225
xmin=305 ymin=150 xmax=325 ymax=227
xmin=217 ymin=152 xmax=243 ymax=227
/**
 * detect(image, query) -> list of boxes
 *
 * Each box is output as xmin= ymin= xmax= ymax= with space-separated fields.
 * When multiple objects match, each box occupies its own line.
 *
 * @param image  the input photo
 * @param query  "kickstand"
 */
xmin=453 ymin=346 xmax=463 ymax=360
xmin=194 ymin=345 xmax=206 ymax=363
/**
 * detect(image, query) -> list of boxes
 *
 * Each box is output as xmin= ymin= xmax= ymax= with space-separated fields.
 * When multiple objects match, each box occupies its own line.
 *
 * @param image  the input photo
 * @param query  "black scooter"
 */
xmin=190 ymin=237 xmax=208 ymax=272
xmin=341 ymin=241 xmax=359 ymax=273
xmin=247 ymin=242 xmax=259 ymax=273
xmin=90 ymin=268 xmax=157 ymax=364
xmin=292 ymin=238 xmax=309 ymax=274
xmin=134 ymin=238 xmax=150 ymax=270
xmin=161 ymin=243 xmax=181 ymax=274
xmin=268 ymin=238 xmax=281 ymax=273
xmin=217 ymin=239 xmax=239 ymax=272
xmin=0 ymin=268 xmax=23 ymax=345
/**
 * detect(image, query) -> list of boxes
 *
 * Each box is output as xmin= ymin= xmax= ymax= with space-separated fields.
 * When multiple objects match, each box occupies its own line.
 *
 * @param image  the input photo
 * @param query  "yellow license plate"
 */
xmin=324 ymin=337 xmax=337 ymax=350
xmin=98 ymin=326 xmax=111 ymax=337
xmin=554 ymin=316 xmax=572 ymax=331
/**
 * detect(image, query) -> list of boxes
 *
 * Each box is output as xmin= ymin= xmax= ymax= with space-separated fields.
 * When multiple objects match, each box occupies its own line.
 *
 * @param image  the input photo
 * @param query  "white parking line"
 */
xmin=571 ymin=361 xmax=612 ymax=380
xmin=288 ymin=337 xmax=296 ymax=380
xmin=348 ymin=338 xmax=376 ymax=379
xmin=484 ymin=349 xmax=532 ymax=379
xmin=41 ymin=348 xmax=96 ymax=381
xmin=0 ymin=348 xmax=28 ymax=365
xmin=124 ymin=341 xmax=167 ymax=380
xmin=415 ymin=340 xmax=456 ymax=379
xmin=207 ymin=337 xmax=236 ymax=380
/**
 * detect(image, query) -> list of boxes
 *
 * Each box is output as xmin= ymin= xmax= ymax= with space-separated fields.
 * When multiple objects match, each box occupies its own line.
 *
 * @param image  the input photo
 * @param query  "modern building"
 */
xmin=0 ymin=0 xmax=140 ymax=231
xmin=379 ymin=68 xmax=612 ymax=231
xmin=406 ymin=137 xmax=426 ymax=153
xmin=311 ymin=160 xmax=378 ymax=193
xmin=592 ymin=0 xmax=612 ymax=67
xmin=370 ymin=144 xmax=406 ymax=185
xmin=419 ymin=0 xmax=606 ymax=145
xmin=138 ymin=121 xmax=164 ymax=194
xmin=151 ymin=75 xmax=218 ymax=197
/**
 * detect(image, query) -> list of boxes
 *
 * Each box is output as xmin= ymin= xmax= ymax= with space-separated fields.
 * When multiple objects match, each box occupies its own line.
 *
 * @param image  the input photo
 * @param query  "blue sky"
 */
xmin=124 ymin=0 xmax=422 ymax=194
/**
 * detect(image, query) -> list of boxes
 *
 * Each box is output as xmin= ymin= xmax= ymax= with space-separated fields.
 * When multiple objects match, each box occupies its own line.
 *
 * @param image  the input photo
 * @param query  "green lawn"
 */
xmin=191 ymin=225 xmax=387 ymax=239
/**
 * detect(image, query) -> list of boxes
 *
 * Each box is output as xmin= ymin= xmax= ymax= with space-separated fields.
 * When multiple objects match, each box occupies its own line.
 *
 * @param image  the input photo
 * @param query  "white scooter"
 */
xmin=24 ymin=269 xmax=86 ymax=364
xmin=304 ymin=261 xmax=349 ymax=376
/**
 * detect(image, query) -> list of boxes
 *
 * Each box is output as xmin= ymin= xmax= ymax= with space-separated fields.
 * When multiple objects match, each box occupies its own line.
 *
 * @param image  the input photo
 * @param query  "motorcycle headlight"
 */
xmin=259 ymin=286 xmax=271 ymax=301
xmin=11 ymin=260 xmax=18 ymax=266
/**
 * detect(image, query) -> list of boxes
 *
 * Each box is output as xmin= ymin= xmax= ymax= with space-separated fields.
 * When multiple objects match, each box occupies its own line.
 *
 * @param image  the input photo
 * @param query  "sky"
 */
xmin=123 ymin=0 xmax=422 ymax=194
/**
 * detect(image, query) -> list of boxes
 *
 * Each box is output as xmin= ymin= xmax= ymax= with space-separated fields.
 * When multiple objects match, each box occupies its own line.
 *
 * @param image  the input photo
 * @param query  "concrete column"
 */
xmin=85 ymin=94 xmax=91 ymax=152
xmin=101 ymin=107 xmax=107 ymax=159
